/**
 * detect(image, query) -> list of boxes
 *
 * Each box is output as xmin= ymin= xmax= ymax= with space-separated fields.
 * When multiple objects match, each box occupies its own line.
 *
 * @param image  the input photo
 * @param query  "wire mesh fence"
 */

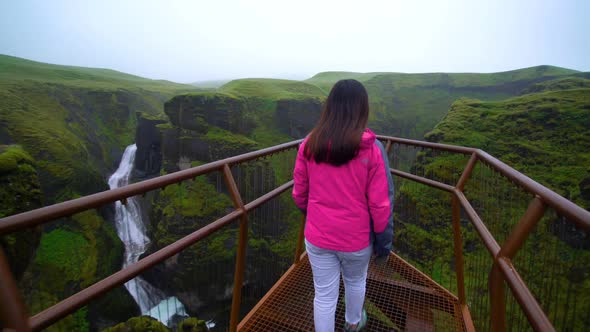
xmin=387 ymin=142 xmax=471 ymax=298
xmin=2 ymin=136 xmax=589 ymax=332
xmin=509 ymin=209 xmax=590 ymax=332
xmin=385 ymin=138 xmax=590 ymax=331
xmin=2 ymin=142 xmax=300 ymax=331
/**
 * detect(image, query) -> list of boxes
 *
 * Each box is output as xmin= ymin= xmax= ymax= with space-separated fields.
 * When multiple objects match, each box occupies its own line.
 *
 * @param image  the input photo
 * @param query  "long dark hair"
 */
xmin=304 ymin=79 xmax=369 ymax=166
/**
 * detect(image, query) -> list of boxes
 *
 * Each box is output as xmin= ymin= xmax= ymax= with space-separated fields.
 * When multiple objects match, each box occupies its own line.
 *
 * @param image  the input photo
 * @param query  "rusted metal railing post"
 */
xmin=222 ymin=164 xmax=249 ymax=332
xmin=385 ymin=140 xmax=392 ymax=154
xmin=0 ymin=247 xmax=31 ymax=332
xmin=451 ymin=194 xmax=466 ymax=305
xmin=489 ymin=264 xmax=506 ymax=332
xmin=498 ymin=196 xmax=547 ymax=259
xmin=293 ymin=214 xmax=306 ymax=264
xmin=452 ymin=152 xmax=477 ymax=306
xmin=456 ymin=153 xmax=478 ymax=191
xmin=490 ymin=195 xmax=548 ymax=332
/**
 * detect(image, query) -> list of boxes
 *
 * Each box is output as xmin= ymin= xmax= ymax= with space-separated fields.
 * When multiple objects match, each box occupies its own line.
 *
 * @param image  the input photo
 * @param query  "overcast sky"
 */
xmin=1 ymin=0 xmax=588 ymax=83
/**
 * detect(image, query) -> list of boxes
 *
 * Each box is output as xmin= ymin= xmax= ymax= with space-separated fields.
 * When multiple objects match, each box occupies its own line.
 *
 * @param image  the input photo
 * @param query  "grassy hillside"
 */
xmin=306 ymin=65 xmax=582 ymax=139
xmin=399 ymin=82 xmax=590 ymax=330
xmin=0 ymin=54 xmax=201 ymax=201
xmin=521 ymin=76 xmax=590 ymax=95
xmin=306 ymin=65 xmax=579 ymax=91
xmin=302 ymin=71 xmax=390 ymax=92
xmin=213 ymin=78 xmax=326 ymax=146
xmin=0 ymin=54 xmax=196 ymax=93
xmin=219 ymin=78 xmax=325 ymax=100
xmin=425 ymin=86 xmax=590 ymax=206
xmin=190 ymin=79 xmax=230 ymax=89
xmin=0 ymin=55 xmax=201 ymax=331
xmin=2 ymin=54 xmax=587 ymax=330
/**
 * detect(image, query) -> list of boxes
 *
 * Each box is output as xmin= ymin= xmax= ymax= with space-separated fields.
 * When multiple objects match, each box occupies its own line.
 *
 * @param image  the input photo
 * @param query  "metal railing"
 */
xmin=0 ymin=140 xmax=301 ymax=332
xmin=378 ymin=135 xmax=590 ymax=331
xmin=0 ymin=135 xmax=589 ymax=331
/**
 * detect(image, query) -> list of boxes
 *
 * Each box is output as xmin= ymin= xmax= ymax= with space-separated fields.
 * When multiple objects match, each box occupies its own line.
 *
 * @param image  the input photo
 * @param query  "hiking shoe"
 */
xmin=344 ymin=309 xmax=367 ymax=332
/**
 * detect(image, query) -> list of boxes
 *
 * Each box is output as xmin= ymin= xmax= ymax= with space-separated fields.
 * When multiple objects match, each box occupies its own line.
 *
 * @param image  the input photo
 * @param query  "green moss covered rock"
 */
xmin=176 ymin=317 xmax=208 ymax=332
xmin=165 ymin=93 xmax=254 ymax=135
xmin=401 ymin=85 xmax=590 ymax=330
xmin=0 ymin=145 xmax=42 ymax=278
xmin=134 ymin=111 xmax=167 ymax=177
xmin=101 ymin=316 xmax=170 ymax=332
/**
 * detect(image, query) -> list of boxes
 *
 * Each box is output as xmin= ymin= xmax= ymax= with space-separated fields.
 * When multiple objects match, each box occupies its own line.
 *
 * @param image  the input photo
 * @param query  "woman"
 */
xmin=292 ymin=79 xmax=394 ymax=331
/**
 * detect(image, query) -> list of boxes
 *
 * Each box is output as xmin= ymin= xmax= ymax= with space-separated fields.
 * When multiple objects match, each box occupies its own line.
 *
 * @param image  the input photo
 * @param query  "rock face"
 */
xmin=157 ymin=93 xmax=260 ymax=174
xmin=275 ymin=98 xmax=322 ymax=138
xmin=0 ymin=81 xmax=176 ymax=331
xmin=129 ymin=91 xmax=322 ymax=327
xmin=176 ymin=317 xmax=208 ymax=332
xmin=0 ymin=146 xmax=42 ymax=279
xmin=101 ymin=316 xmax=169 ymax=332
xmin=164 ymin=93 xmax=255 ymax=135
xmin=134 ymin=112 xmax=167 ymax=178
xmin=155 ymin=93 xmax=324 ymax=174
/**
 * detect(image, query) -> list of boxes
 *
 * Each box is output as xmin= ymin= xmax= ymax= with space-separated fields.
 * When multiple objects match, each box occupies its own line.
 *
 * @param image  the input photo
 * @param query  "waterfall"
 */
xmin=108 ymin=144 xmax=188 ymax=326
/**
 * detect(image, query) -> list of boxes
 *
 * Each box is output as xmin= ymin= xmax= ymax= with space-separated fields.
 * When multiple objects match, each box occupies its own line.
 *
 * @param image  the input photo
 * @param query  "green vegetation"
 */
xmin=20 ymin=209 xmax=127 ymax=331
xmin=0 ymin=144 xmax=34 ymax=173
xmin=34 ymin=229 xmax=91 ymax=282
xmin=0 ymin=54 xmax=196 ymax=93
xmin=305 ymin=65 xmax=581 ymax=139
xmin=426 ymin=89 xmax=590 ymax=206
xmin=0 ymin=145 xmax=42 ymax=278
xmin=24 ymin=209 xmax=124 ymax=305
xmin=175 ymin=317 xmax=208 ymax=332
xmin=102 ymin=316 xmax=169 ymax=332
xmin=306 ymin=65 xmax=579 ymax=91
xmin=0 ymin=145 xmax=41 ymax=217
xmin=219 ymin=78 xmax=324 ymax=100
xmin=206 ymin=127 xmax=258 ymax=147
xmin=0 ymin=54 xmax=192 ymax=330
xmin=0 ymin=54 xmax=200 ymax=204
xmin=397 ymin=83 xmax=590 ymax=330
xmin=521 ymin=76 xmax=590 ymax=94
xmin=304 ymin=71 xmax=390 ymax=92
xmin=3 ymin=54 xmax=589 ymax=330
xmin=38 ymin=307 xmax=90 ymax=332
xmin=190 ymin=79 xmax=230 ymax=89
xmin=101 ymin=316 xmax=208 ymax=332
xmin=152 ymin=176 xmax=232 ymax=235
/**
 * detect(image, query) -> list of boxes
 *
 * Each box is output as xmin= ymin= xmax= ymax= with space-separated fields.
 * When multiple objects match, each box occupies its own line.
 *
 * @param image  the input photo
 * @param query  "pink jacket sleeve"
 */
xmin=292 ymin=142 xmax=309 ymax=212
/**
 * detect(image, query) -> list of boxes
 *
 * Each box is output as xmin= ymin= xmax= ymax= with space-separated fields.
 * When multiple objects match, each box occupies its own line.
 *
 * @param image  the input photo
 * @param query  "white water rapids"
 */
xmin=108 ymin=144 xmax=188 ymax=326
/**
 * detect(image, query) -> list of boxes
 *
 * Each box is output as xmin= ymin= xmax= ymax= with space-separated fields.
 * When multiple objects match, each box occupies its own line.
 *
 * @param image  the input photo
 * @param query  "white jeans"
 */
xmin=305 ymin=239 xmax=372 ymax=332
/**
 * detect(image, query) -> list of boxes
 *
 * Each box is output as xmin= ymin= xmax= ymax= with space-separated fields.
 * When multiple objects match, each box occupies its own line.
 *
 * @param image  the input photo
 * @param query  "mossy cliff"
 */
xmin=0 ymin=54 xmax=199 ymax=331
xmin=152 ymin=81 xmax=324 ymax=174
xmin=3 ymin=53 xmax=589 ymax=330
xmin=305 ymin=66 xmax=583 ymax=139
xmin=157 ymin=93 xmax=259 ymax=172
xmin=101 ymin=316 xmax=208 ymax=332
xmin=0 ymin=145 xmax=42 ymax=279
xmin=136 ymin=84 xmax=321 ymax=320
xmin=424 ymin=83 xmax=590 ymax=207
xmin=398 ymin=79 xmax=590 ymax=330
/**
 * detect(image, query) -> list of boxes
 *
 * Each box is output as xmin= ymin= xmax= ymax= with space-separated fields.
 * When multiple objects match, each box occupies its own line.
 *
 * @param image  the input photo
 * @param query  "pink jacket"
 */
xmin=292 ymin=128 xmax=394 ymax=252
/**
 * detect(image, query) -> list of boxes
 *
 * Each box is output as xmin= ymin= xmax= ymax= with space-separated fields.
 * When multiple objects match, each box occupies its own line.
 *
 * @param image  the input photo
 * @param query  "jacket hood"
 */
xmin=360 ymin=128 xmax=376 ymax=149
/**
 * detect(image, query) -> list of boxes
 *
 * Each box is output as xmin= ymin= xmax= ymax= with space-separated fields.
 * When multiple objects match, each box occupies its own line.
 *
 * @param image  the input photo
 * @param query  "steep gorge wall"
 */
xmin=135 ymin=92 xmax=322 ymax=175
xmin=0 ymin=82 xmax=178 ymax=331
xmin=132 ymin=92 xmax=322 ymax=325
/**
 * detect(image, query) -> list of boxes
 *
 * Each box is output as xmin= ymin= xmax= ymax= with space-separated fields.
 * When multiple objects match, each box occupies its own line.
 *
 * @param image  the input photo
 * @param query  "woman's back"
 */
xmin=293 ymin=128 xmax=392 ymax=252
xmin=291 ymin=79 xmax=393 ymax=332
